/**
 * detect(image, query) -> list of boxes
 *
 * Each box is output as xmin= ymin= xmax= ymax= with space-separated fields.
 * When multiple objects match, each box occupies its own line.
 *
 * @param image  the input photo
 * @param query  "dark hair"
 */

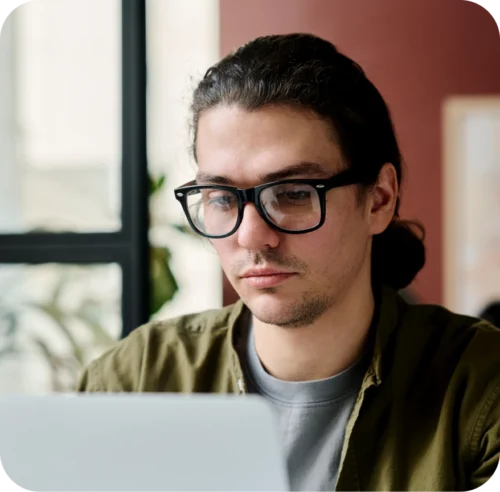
xmin=479 ymin=302 xmax=500 ymax=327
xmin=190 ymin=33 xmax=425 ymax=290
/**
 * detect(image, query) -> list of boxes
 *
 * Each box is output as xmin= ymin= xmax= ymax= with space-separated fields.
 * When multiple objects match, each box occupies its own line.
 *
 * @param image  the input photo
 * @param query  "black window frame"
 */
xmin=0 ymin=0 xmax=150 ymax=338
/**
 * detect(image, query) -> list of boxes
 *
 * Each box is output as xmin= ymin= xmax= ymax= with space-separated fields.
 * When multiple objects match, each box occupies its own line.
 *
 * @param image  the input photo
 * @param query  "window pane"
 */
xmin=0 ymin=0 xmax=121 ymax=233
xmin=0 ymin=263 xmax=121 ymax=393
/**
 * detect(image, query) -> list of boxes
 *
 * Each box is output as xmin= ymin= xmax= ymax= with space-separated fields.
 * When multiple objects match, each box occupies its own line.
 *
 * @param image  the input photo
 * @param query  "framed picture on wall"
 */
xmin=443 ymin=96 xmax=500 ymax=318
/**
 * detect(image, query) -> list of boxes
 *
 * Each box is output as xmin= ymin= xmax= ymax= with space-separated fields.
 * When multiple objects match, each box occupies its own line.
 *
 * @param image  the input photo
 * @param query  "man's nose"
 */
xmin=237 ymin=203 xmax=280 ymax=250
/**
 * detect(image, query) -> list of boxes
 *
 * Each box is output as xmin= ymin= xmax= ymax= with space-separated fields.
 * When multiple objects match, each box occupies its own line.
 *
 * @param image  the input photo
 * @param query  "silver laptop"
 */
xmin=0 ymin=394 xmax=289 ymax=491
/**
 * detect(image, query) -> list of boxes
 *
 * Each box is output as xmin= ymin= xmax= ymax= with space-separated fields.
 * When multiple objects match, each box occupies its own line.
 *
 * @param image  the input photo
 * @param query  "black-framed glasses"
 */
xmin=174 ymin=168 xmax=363 ymax=239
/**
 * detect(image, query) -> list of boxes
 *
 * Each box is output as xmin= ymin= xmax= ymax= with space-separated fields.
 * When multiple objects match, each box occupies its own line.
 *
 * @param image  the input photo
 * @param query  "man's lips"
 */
xmin=241 ymin=268 xmax=293 ymax=278
xmin=240 ymin=268 xmax=297 ymax=288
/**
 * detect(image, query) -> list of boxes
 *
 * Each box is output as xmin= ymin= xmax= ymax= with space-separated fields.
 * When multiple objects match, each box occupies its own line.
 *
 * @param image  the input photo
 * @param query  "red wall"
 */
xmin=219 ymin=0 xmax=500 ymax=305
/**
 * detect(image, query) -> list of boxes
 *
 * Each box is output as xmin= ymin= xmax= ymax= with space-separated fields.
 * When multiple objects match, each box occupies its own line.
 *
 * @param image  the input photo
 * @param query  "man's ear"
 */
xmin=368 ymin=163 xmax=399 ymax=235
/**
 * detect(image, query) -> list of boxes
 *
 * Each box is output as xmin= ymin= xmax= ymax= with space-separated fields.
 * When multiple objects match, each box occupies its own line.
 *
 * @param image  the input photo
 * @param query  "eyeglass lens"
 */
xmin=185 ymin=183 xmax=322 ymax=236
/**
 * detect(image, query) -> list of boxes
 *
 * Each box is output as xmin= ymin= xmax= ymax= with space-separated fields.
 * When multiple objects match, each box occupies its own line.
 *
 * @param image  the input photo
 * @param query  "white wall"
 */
xmin=443 ymin=97 xmax=500 ymax=316
xmin=147 ymin=0 xmax=222 ymax=318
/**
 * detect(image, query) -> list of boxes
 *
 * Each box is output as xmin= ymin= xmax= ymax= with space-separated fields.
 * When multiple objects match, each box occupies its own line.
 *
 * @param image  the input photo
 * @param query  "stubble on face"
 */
xmin=231 ymin=248 xmax=341 ymax=329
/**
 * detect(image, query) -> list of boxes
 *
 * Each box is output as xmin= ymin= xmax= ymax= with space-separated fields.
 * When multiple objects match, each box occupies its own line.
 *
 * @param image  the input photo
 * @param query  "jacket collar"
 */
xmin=366 ymin=284 xmax=401 ymax=387
xmin=226 ymin=284 xmax=402 ymax=387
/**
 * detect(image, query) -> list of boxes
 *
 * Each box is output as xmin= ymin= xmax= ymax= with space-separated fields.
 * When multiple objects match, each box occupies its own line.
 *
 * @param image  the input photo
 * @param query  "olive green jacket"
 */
xmin=78 ymin=286 xmax=500 ymax=491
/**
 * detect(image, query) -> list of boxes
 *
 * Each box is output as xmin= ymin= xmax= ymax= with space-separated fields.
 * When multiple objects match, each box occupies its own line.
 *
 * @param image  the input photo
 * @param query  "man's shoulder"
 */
xmin=394 ymin=297 xmax=500 ymax=388
xmin=398 ymin=299 xmax=500 ymax=356
xmin=401 ymin=299 xmax=499 ymax=343
xmin=77 ymin=301 xmax=245 ymax=392
xmin=136 ymin=300 xmax=245 ymax=340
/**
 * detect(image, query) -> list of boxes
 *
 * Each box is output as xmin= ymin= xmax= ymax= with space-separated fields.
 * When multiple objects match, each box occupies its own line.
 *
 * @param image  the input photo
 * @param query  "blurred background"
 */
xmin=0 ymin=0 xmax=498 ymax=392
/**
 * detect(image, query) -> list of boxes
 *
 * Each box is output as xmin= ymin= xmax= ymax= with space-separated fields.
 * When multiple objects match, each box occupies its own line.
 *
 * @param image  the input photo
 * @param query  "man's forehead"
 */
xmin=195 ymin=104 xmax=343 ymax=185
xmin=196 ymin=104 xmax=340 ymax=152
xmin=195 ymin=160 xmax=336 ymax=185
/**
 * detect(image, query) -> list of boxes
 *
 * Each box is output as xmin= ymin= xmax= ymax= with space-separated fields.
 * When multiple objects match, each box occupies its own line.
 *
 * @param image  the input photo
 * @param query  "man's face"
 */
xmin=195 ymin=104 xmax=374 ymax=328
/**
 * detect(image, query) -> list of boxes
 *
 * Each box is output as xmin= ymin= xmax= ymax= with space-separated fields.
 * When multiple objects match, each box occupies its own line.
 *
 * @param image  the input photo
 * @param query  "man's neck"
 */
xmin=252 ymin=281 xmax=376 ymax=382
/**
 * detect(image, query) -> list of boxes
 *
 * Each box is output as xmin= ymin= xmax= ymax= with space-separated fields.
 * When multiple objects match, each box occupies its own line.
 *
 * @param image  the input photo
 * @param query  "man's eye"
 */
xmin=277 ymin=190 xmax=312 ymax=201
xmin=206 ymin=193 xmax=236 ymax=207
xmin=285 ymin=191 xmax=311 ymax=200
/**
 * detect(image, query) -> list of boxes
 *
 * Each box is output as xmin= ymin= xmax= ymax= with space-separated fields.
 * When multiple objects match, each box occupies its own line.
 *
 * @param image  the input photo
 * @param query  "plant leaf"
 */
xmin=149 ymin=173 xmax=167 ymax=197
xmin=73 ymin=299 xmax=116 ymax=347
xmin=150 ymin=246 xmax=178 ymax=316
xmin=27 ymin=301 xmax=85 ymax=366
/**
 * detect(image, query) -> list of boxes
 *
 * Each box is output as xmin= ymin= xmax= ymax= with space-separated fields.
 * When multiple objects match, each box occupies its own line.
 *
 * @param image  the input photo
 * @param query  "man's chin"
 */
xmin=238 ymin=286 xmax=332 ymax=328
xmin=241 ymin=293 xmax=296 ymax=323
xmin=240 ymin=285 xmax=293 ymax=305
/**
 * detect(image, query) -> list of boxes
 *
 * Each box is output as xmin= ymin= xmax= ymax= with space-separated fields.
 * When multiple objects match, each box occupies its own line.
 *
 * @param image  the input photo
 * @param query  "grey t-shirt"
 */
xmin=243 ymin=323 xmax=367 ymax=491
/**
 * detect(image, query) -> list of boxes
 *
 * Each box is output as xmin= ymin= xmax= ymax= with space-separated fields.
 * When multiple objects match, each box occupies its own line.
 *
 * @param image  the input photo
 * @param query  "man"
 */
xmin=78 ymin=34 xmax=500 ymax=491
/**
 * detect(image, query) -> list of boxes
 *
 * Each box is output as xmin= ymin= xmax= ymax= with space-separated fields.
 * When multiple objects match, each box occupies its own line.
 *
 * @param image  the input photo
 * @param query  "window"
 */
xmin=0 ymin=263 xmax=121 ymax=392
xmin=0 ymin=0 xmax=149 ymax=392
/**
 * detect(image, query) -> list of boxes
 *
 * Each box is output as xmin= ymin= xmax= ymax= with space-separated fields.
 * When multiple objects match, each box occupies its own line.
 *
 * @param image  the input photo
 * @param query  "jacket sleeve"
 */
xmin=468 ymin=380 xmax=500 ymax=490
xmin=75 ymin=329 xmax=147 ymax=392
xmin=76 ymin=358 xmax=105 ymax=392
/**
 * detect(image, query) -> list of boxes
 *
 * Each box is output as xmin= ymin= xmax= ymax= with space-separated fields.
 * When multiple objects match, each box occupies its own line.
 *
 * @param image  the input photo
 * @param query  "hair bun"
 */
xmin=372 ymin=220 xmax=426 ymax=290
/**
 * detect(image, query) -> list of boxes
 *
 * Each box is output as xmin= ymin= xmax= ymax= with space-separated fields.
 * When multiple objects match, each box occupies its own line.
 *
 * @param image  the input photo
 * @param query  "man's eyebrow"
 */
xmin=195 ymin=161 xmax=331 ymax=185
